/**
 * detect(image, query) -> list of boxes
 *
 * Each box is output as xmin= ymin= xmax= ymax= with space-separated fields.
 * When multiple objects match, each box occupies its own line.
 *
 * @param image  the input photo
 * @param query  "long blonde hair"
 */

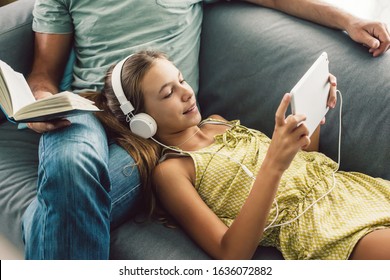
xmin=85 ymin=50 xmax=168 ymax=216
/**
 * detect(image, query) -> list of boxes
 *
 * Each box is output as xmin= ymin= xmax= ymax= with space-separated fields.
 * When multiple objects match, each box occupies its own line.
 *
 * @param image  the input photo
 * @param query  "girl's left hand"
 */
xmin=320 ymin=73 xmax=338 ymax=125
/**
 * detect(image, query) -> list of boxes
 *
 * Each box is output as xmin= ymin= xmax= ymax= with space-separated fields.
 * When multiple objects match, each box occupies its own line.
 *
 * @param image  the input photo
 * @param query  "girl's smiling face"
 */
xmin=141 ymin=58 xmax=201 ymax=136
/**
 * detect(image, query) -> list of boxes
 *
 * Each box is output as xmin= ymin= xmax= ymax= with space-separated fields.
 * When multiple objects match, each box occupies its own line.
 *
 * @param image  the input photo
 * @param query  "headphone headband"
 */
xmin=110 ymin=53 xmax=157 ymax=139
xmin=111 ymin=54 xmax=135 ymax=115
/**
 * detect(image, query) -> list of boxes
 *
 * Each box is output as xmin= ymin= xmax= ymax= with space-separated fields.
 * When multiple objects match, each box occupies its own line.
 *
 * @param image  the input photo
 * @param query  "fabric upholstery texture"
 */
xmin=0 ymin=122 xmax=39 ymax=251
xmin=0 ymin=0 xmax=35 ymax=122
xmin=198 ymin=2 xmax=390 ymax=180
xmin=0 ymin=0 xmax=388 ymax=259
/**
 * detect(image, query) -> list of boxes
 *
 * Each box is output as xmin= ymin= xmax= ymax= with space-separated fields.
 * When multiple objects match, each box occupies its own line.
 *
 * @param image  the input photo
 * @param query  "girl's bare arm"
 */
xmin=153 ymin=94 xmax=308 ymax=259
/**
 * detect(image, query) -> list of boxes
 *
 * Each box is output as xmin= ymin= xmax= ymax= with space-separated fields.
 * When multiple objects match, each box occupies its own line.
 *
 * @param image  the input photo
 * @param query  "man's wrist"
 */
xmin=337 ymin=12 xmax=356 ymax=32
xmin=28 ymin=79 xmax=58 ymax=99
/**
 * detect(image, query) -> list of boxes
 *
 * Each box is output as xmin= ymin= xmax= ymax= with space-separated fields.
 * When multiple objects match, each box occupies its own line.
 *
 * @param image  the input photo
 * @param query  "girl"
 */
xmin=89 ymin=50 xmax=390 ymax=260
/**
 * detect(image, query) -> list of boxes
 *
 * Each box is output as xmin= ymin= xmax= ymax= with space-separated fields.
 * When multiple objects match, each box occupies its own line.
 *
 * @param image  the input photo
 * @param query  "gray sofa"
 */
xmin=1 ymin=0 xmax=389 ymax=260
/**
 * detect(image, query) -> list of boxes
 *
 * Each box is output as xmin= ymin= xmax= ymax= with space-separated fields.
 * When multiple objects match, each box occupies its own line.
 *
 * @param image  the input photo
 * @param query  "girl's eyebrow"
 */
xmin=158 ymin=70 xmax=181 ymax=94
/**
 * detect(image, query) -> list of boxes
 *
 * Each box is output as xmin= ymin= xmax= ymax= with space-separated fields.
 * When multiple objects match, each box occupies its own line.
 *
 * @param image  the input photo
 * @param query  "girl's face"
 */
xmin=141 ymin=58 xmax=201 ymax=134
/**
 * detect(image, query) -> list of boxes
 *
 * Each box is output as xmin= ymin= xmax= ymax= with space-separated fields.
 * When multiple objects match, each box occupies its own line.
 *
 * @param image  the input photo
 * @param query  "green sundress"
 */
xmin=163 ymin=118 xmax=390 ymax=259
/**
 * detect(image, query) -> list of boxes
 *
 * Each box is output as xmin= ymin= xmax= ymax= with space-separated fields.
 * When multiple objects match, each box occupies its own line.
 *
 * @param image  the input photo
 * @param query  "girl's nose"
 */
xmin=181 ymin=86 xmax=193 ymax=102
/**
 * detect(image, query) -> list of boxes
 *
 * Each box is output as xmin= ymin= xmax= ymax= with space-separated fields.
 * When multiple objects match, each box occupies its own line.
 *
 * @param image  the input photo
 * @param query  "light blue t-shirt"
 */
xmin=32 ymin=0 xmax=218 ymax=94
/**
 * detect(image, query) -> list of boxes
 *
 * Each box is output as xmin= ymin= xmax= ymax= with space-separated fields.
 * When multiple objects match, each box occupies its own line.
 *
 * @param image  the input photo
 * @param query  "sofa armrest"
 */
xmin=0 ymin=0 xmax=35 ymax=74
xmin=199 ymin=2 xmax=390 ymax=180
xmin=0 ymin=0 xmax=35 ymax=122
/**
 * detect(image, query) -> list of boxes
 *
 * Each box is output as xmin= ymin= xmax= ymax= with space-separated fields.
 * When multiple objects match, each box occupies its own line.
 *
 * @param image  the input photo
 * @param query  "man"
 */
xmin=23 ymin=0 xmax=389 ymax=259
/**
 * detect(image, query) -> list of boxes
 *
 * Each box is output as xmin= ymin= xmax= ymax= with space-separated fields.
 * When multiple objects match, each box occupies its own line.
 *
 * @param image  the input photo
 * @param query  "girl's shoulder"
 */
xmin=200 ymin=115 xmax=239 ymax=128
xmin=205 ymin=114 xmax=227 ymax=121
xmin=201 ymin=114 xmax=228 ymax=124
xmin=153 ymin=155 xmax=196 ymax=185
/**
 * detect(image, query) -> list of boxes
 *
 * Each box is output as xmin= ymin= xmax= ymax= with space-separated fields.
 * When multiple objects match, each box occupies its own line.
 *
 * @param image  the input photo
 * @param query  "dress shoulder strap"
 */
xmin=159 ymin=150 xmax=189 ymax=163
xmin=158 ymin=118 xmax=238 ymax=163
xmin=199 ymin=117 xmax=236 ymax=128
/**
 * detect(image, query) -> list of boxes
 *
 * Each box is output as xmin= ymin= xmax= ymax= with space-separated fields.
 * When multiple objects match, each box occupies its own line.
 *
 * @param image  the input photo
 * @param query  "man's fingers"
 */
xmin=34 ymin=91 xmax=54 ymax=100
xmin=275 ymin=93 xmax=291 ymax=126
xmin=27 ymin=119 xmax=71 ymax=133
xmin=367 ymin=37 xmax=381 ymax=49
xmin=365 ymin=23 xmax=390 ymax=57
xmin=371 ymin=40 xmax=390 ymax=57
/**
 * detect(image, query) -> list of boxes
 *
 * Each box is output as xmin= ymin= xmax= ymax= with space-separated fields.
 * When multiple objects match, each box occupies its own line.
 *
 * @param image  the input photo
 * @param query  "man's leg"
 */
xmin=107 ymin=142 xmax=141 ymax=230
xmin=22 ymin=114 xmax=113 ymax=259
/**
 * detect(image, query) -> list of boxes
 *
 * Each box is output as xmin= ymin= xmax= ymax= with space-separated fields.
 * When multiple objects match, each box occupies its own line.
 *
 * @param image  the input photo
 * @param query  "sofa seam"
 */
xmin=0 ymin=21 xmax=33 ymax=37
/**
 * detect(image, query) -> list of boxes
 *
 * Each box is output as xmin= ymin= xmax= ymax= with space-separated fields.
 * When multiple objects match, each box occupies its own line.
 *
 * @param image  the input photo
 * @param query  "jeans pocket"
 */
xmin=156 ymin=0 xmax=201 ymax=9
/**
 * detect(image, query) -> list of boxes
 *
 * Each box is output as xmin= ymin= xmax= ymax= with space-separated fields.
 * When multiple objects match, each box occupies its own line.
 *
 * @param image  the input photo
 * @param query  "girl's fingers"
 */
xmin=328 ymin=74 xmax=337 ymax=108
xmin=329 ymin=73 xmax=337 ymax=86
xmin=286 ymin=113 xmax=307 ymax=131
xmin=275 ymin=93 xmax=291 ymax=127
xmin=299 ymin=135 xmax=311 ymax=148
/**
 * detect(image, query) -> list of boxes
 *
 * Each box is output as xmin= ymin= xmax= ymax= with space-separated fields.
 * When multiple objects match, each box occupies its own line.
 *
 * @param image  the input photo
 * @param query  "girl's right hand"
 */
xmin=264 ymin=93 xmax=310 ymax=173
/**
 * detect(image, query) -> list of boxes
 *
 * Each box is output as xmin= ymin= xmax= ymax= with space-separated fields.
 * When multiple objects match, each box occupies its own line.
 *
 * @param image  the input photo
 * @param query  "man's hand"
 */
xmin=245 ymin=1 xmax=390 ymax=57
xmin=346 ymin=19 xmax=390 ymax=57
xmin=26 ymin=33 xmax=74 ymax=133
xmin=33 ymin=90 xmax=53 ymax=100
xmin=27 ymin=91 xmax=71 ymax=133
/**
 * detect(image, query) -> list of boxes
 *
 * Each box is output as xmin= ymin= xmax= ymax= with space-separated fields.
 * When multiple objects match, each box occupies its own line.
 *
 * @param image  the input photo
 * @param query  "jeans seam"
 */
xmin=111 ymin=183 xmax=141 ymax=207
xmin=38 ymin=135 xmax=49 ymax=259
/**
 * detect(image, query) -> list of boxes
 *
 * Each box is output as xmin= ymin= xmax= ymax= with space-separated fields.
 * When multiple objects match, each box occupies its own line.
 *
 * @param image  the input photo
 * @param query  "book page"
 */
xmin=14 ymin=91 xmax=100 ymax=122
xmin=0 ymin=73 xmax=12 ymax=115
xmin=0 ymin=61 xmax=35 ymax=114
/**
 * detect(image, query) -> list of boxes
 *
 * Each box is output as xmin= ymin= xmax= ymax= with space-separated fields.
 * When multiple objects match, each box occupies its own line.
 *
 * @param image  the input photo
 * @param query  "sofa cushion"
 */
xmin=110 ymin=217 xmax=211 ymax=260
xmin=2 ymin=0 xmax=389 ymax=260
xmin=0 ymin=122 xmax=40 ymax=251
xmin=110 ymin=216 xmax=284 ymax=259
xmin=0 ymin=0 xmax=35 ymax=123
xmin=198 ymin=2 xmax=390 ymax=180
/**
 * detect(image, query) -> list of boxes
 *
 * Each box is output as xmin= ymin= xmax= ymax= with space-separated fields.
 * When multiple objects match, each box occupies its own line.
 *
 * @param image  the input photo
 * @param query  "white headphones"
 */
xmin=111 ymin=54 xmax=157 ymax=139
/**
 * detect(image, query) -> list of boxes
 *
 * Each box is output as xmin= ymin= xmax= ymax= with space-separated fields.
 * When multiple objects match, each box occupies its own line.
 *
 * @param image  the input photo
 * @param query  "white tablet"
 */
xmin=290 ymin=52 xmax=330 ymax=137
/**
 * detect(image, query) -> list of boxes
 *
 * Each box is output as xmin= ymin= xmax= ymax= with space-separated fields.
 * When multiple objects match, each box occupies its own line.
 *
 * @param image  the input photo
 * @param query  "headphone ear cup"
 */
xmin=129 ymin=113 xmax=157 ymax=139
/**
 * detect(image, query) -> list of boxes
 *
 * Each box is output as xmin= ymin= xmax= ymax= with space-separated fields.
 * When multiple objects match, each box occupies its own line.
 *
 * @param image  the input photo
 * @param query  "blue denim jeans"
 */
xmin=21 ymin=114 xmax=141 ymax=259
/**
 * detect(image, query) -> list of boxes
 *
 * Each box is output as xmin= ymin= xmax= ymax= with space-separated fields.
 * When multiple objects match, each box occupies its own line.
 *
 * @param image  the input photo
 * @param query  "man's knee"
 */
xmin=38 ymin=116 xmax=111 ymax=193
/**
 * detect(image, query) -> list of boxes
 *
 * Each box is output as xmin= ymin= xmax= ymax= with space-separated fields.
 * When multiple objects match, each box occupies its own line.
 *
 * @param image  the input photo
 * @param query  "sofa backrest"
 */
xmin=0 ymin=0 xmax=35 ymax=122
xmin=199 ymin=2 xmax=390 ymax=179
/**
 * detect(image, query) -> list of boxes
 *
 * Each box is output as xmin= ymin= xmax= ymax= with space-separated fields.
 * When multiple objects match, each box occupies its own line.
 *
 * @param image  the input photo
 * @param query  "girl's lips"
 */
xmin=184 ymin=104 xmax=197 ymax=114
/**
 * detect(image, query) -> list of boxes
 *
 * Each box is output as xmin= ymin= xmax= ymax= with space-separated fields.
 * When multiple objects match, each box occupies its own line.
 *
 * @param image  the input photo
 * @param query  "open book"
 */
xmin=0 ymin=60 xmax=100 ymax=123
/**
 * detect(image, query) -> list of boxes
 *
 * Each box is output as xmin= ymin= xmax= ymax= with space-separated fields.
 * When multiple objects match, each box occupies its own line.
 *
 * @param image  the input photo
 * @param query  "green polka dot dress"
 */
xmin=164 ymin=119 xmax=390 ymax=259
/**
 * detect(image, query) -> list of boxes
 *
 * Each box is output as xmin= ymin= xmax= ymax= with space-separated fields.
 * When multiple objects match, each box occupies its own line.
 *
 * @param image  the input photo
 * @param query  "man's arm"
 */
xmin=26 ymin=32 xmax=73 ymax=133
xmin=241 ymin=0 xmax=390 ymax=57
xmin=28 ymin=33 xmax=73 ymax=98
